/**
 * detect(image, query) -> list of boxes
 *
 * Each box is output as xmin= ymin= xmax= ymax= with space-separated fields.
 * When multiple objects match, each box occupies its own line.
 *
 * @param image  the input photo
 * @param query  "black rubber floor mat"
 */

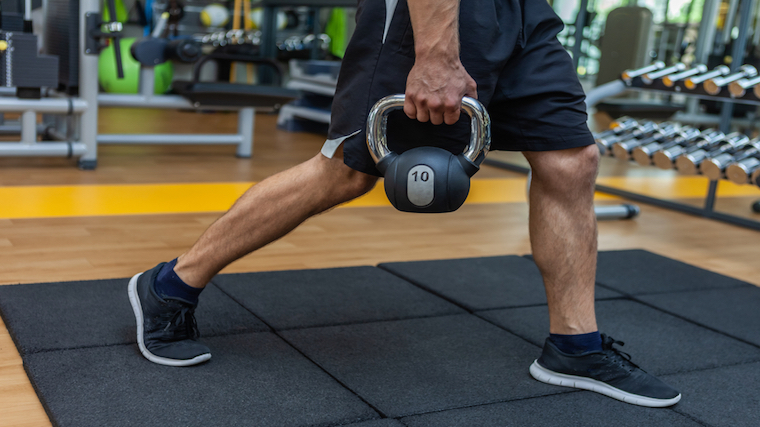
xmin=282 ymin=314 xmax=558 ymax=418
xmin=212 ymin=266 xmax=463 ymax=330
xmin=400 ymin=391 xmax=702 ymax=426
xmin=663 ymin=361 xmax=760 ymax=427
xmin=595 ymin=249 xmax=752 ymax=295
xmin=637 ymin=286 xmax=760 ymax=347
xmin=2 ymin=251 xmax=758 ymax=426
xmin=23 ymin=333 xmax=377 ymax=427
xmin=379 ymin=255 xmax=622 ymax=311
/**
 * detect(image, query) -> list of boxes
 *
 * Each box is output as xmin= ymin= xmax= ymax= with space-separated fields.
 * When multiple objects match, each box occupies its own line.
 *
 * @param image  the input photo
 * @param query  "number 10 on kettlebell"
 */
xmin=366 ymin=94 xmax=491 ymax=213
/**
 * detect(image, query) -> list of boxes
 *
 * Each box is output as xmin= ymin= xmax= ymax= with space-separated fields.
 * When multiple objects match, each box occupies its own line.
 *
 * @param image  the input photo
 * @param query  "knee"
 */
xmin=316 ymin=154 xmax=378 ymax=202
xmin=528 ymin=144 xmax=599 ymax=193
xmin=341 ymin=168 xmax=379 ymax=200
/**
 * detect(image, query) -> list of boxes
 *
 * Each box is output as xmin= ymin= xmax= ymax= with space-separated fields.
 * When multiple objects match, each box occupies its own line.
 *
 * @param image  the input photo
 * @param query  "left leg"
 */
xmin=523 ymin=144 xmax=680 ymax=407
xmin=523 ymin=145 xmax=599 ymax=335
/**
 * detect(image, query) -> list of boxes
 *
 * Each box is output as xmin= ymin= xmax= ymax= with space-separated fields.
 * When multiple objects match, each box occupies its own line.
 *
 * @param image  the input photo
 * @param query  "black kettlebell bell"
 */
xmin=366 ymin=94 xmax=491 ymax=213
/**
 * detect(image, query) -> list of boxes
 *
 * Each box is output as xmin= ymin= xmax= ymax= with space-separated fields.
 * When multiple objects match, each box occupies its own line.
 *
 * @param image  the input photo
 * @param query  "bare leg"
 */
xmin=523 ymin=144 xmax=600 ymax=335
xmin=175 ymin=149 xmax=378 ymax=287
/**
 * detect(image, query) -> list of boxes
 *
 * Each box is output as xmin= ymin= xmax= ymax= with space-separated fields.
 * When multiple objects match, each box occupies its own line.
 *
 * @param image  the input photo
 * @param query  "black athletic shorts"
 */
xmin=322 ymin=0 xmax=595 ymax=176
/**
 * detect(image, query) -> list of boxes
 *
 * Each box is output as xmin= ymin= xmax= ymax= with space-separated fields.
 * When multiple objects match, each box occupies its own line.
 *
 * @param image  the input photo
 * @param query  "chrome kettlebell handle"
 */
xmin=366 ymin=94 xmax=491 ymax=166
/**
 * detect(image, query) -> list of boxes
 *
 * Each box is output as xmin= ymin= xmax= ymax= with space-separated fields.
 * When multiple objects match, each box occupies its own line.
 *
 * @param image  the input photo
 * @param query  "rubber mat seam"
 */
xmin=211 ymin=278 xmax=389 ymax=420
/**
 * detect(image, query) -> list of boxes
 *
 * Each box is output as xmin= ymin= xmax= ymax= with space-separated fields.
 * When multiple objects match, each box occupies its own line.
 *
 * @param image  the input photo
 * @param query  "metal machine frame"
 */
xmin=0 ymin=0 xmax=259 ymax=169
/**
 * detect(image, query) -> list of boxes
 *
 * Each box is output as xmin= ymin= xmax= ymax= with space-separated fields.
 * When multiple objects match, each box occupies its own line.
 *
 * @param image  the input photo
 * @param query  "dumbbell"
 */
xmin=662 ymin=64 xmax=708 ymax=87
xmin=653 ymin=129 xmax=725 ymax=170
xmin=632 ymin=127 xmax=701 ymax=166
xmin=722 ymin=139 xmax=760 ymax=184
xmin=676 ymin=132 xmax=750 ymax=175
xmin=642 ymin=63 xmax=687 ymax=84
xmin=367 ymin=94 xmax=491 ymax=213
xmin=728 ymin=75 xmax=760 ymax=97
xmin=684 ymin=65 xmax=730 ymax=90
xmin=597 ymin=121 xmax=658 ymax=155
xmin=703 ymin=65 xmax=758 ymax=95
xmin=593 ymin=116 xmax=638 ymax=141
xmin=621 ymin=62 xmax=665 ymax=83
xmin=612 ymin=122 xmax=680 ymax=161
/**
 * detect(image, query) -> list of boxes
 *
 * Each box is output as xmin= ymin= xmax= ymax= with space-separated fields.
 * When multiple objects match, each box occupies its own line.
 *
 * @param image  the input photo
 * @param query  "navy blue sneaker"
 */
xmin=530 ymin=334 xmax=681 ymax=407
xmin=127 ymin=263 xmax=211 ymax=366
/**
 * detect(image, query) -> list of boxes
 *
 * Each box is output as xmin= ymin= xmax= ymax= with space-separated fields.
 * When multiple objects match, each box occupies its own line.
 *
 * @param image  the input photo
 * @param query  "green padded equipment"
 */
xmin=99 ymin=38 xmax=174 ymax=94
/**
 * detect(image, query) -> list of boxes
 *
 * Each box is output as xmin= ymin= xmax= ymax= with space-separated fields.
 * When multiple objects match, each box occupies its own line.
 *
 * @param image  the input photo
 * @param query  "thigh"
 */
xmin=488 ymin=0 xmax=595 ymax=152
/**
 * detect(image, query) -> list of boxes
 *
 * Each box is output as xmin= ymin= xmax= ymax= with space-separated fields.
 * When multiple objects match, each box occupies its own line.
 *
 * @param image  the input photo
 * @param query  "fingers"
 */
xmin=405 ymin=94 xmax=463 ymax=125
xmin=441 ymin=96 xmax=462 ymax=125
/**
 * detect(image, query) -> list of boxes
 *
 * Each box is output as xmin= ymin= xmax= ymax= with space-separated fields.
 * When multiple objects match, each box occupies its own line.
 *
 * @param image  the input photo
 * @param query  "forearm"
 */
xmin=404 ymin=0 xmax=475 ymax=125
xmin=407 ymin=0 xmax=461 ymax=61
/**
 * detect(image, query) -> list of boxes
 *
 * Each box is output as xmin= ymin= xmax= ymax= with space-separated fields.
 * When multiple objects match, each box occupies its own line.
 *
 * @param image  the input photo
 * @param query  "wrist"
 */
xmin=415 ymin=42 xmax=460 ymax=63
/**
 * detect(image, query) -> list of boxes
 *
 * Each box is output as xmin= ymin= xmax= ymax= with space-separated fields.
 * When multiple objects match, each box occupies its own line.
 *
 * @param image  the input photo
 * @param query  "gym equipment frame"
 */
xmin=0 ymin=0 xmax=297 ymax=169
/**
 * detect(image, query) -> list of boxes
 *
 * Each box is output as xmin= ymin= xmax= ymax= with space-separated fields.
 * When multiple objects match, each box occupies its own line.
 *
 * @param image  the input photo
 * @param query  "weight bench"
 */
xmin=172 ymin=54 xmax=299 ymax=109
xmin=94 ymin=53 xmax=299 ymax=163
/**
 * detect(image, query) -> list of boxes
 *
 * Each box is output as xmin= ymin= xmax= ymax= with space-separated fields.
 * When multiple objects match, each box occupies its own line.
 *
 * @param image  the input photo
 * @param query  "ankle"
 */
xmin=173 ymin=255 xmax=208 ymax=289
xmin=154 ymin=258 xmax=204 ymax=304
xmin=549 ymin=331 xmax=602 ymax=354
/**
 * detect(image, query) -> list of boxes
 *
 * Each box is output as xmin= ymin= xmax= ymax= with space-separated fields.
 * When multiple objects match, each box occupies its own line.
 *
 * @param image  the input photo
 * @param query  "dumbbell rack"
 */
xmin=482 ymin=0 xmax=760 ymax=230
xmin=574 ymin=70 xmax=760 ymax=231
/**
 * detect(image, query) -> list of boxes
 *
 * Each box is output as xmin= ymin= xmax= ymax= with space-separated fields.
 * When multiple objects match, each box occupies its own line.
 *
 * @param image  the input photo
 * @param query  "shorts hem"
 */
xmin=496 ymin=132 xmax=595 ymax=152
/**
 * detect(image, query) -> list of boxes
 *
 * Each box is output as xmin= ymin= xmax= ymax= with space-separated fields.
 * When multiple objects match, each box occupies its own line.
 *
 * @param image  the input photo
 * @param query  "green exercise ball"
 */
xmin=99 ymin=38 xmax=174 ymax=94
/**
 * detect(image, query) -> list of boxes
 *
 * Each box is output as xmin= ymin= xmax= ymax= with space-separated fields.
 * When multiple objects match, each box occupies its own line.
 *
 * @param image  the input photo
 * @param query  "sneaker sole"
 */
xmin=128 ymin=272 xmax=211 ymax=367
xmin=529 ymin=360 xmax=681 ymax=407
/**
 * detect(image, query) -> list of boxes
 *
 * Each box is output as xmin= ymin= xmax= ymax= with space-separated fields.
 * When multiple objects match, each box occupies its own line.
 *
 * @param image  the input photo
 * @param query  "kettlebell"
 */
xmin=367 ymin=94 xmax=491 ymax=213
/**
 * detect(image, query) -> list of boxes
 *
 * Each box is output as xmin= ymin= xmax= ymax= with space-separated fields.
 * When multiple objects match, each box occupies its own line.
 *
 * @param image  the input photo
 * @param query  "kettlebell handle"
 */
xmin=366 ymin=94 xmax=491 ymax=166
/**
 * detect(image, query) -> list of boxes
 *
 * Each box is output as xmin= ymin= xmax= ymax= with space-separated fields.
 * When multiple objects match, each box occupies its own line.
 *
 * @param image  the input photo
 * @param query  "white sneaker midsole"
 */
xmin=529 ymin=360 xmax=681 ymax=408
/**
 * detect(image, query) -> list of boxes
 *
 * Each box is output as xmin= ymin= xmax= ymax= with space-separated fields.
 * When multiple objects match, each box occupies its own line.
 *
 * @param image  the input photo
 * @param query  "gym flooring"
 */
xmin=0 ymin=109 xmax=758 ymax=426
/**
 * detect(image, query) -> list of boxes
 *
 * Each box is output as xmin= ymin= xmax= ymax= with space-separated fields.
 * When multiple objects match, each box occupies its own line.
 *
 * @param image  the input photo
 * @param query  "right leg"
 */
xmin=128 ymin=148 xmax=377 ymax=366
xmin=177 ymin=148 xmax=378 ymax=287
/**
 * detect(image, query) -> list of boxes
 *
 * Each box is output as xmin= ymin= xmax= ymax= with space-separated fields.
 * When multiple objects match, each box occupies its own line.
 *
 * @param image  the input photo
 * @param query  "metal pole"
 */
xmin=572 ymin=0 xmax=589 ymax=70
xmin=710 ymin=0 xmax=756 ymax=212
xmin=259 ymin=6 xmax=277 ymax=84
xmin=236 ymin=107 xmax=255 ymax=158
xmin=79 ymin=0 xmax=101 ymax=169
xmin=20 ymin=110 xmax=36 ymax=144
xmin=721 ymin=0 xmax=741 ymax=48
xmin=688 ymin=0 xmax=721 ymax=115
xmin=718 ymin=0 xmax=755 ymax=135
xmin=139 ymin=67 xmax=156 ymax=98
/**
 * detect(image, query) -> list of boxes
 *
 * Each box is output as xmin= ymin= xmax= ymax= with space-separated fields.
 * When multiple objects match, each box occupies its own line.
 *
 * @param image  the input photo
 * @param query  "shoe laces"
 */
xmin=600 ymin=334 xmax=640 ymax=373
xmin=162 ymin=305 xmax=201 ymax=341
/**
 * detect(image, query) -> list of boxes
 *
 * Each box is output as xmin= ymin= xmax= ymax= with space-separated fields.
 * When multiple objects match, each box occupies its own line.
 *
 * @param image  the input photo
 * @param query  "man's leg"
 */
xmin=128 ymin=149 xmax=378 ymax=366
xmin=524 ymin=144 xmax=681 ymax=407
xmin=175 ymin=150 xmax=378 ymax=288
xmin=523 ymin=145 xmax=599 ymax=335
